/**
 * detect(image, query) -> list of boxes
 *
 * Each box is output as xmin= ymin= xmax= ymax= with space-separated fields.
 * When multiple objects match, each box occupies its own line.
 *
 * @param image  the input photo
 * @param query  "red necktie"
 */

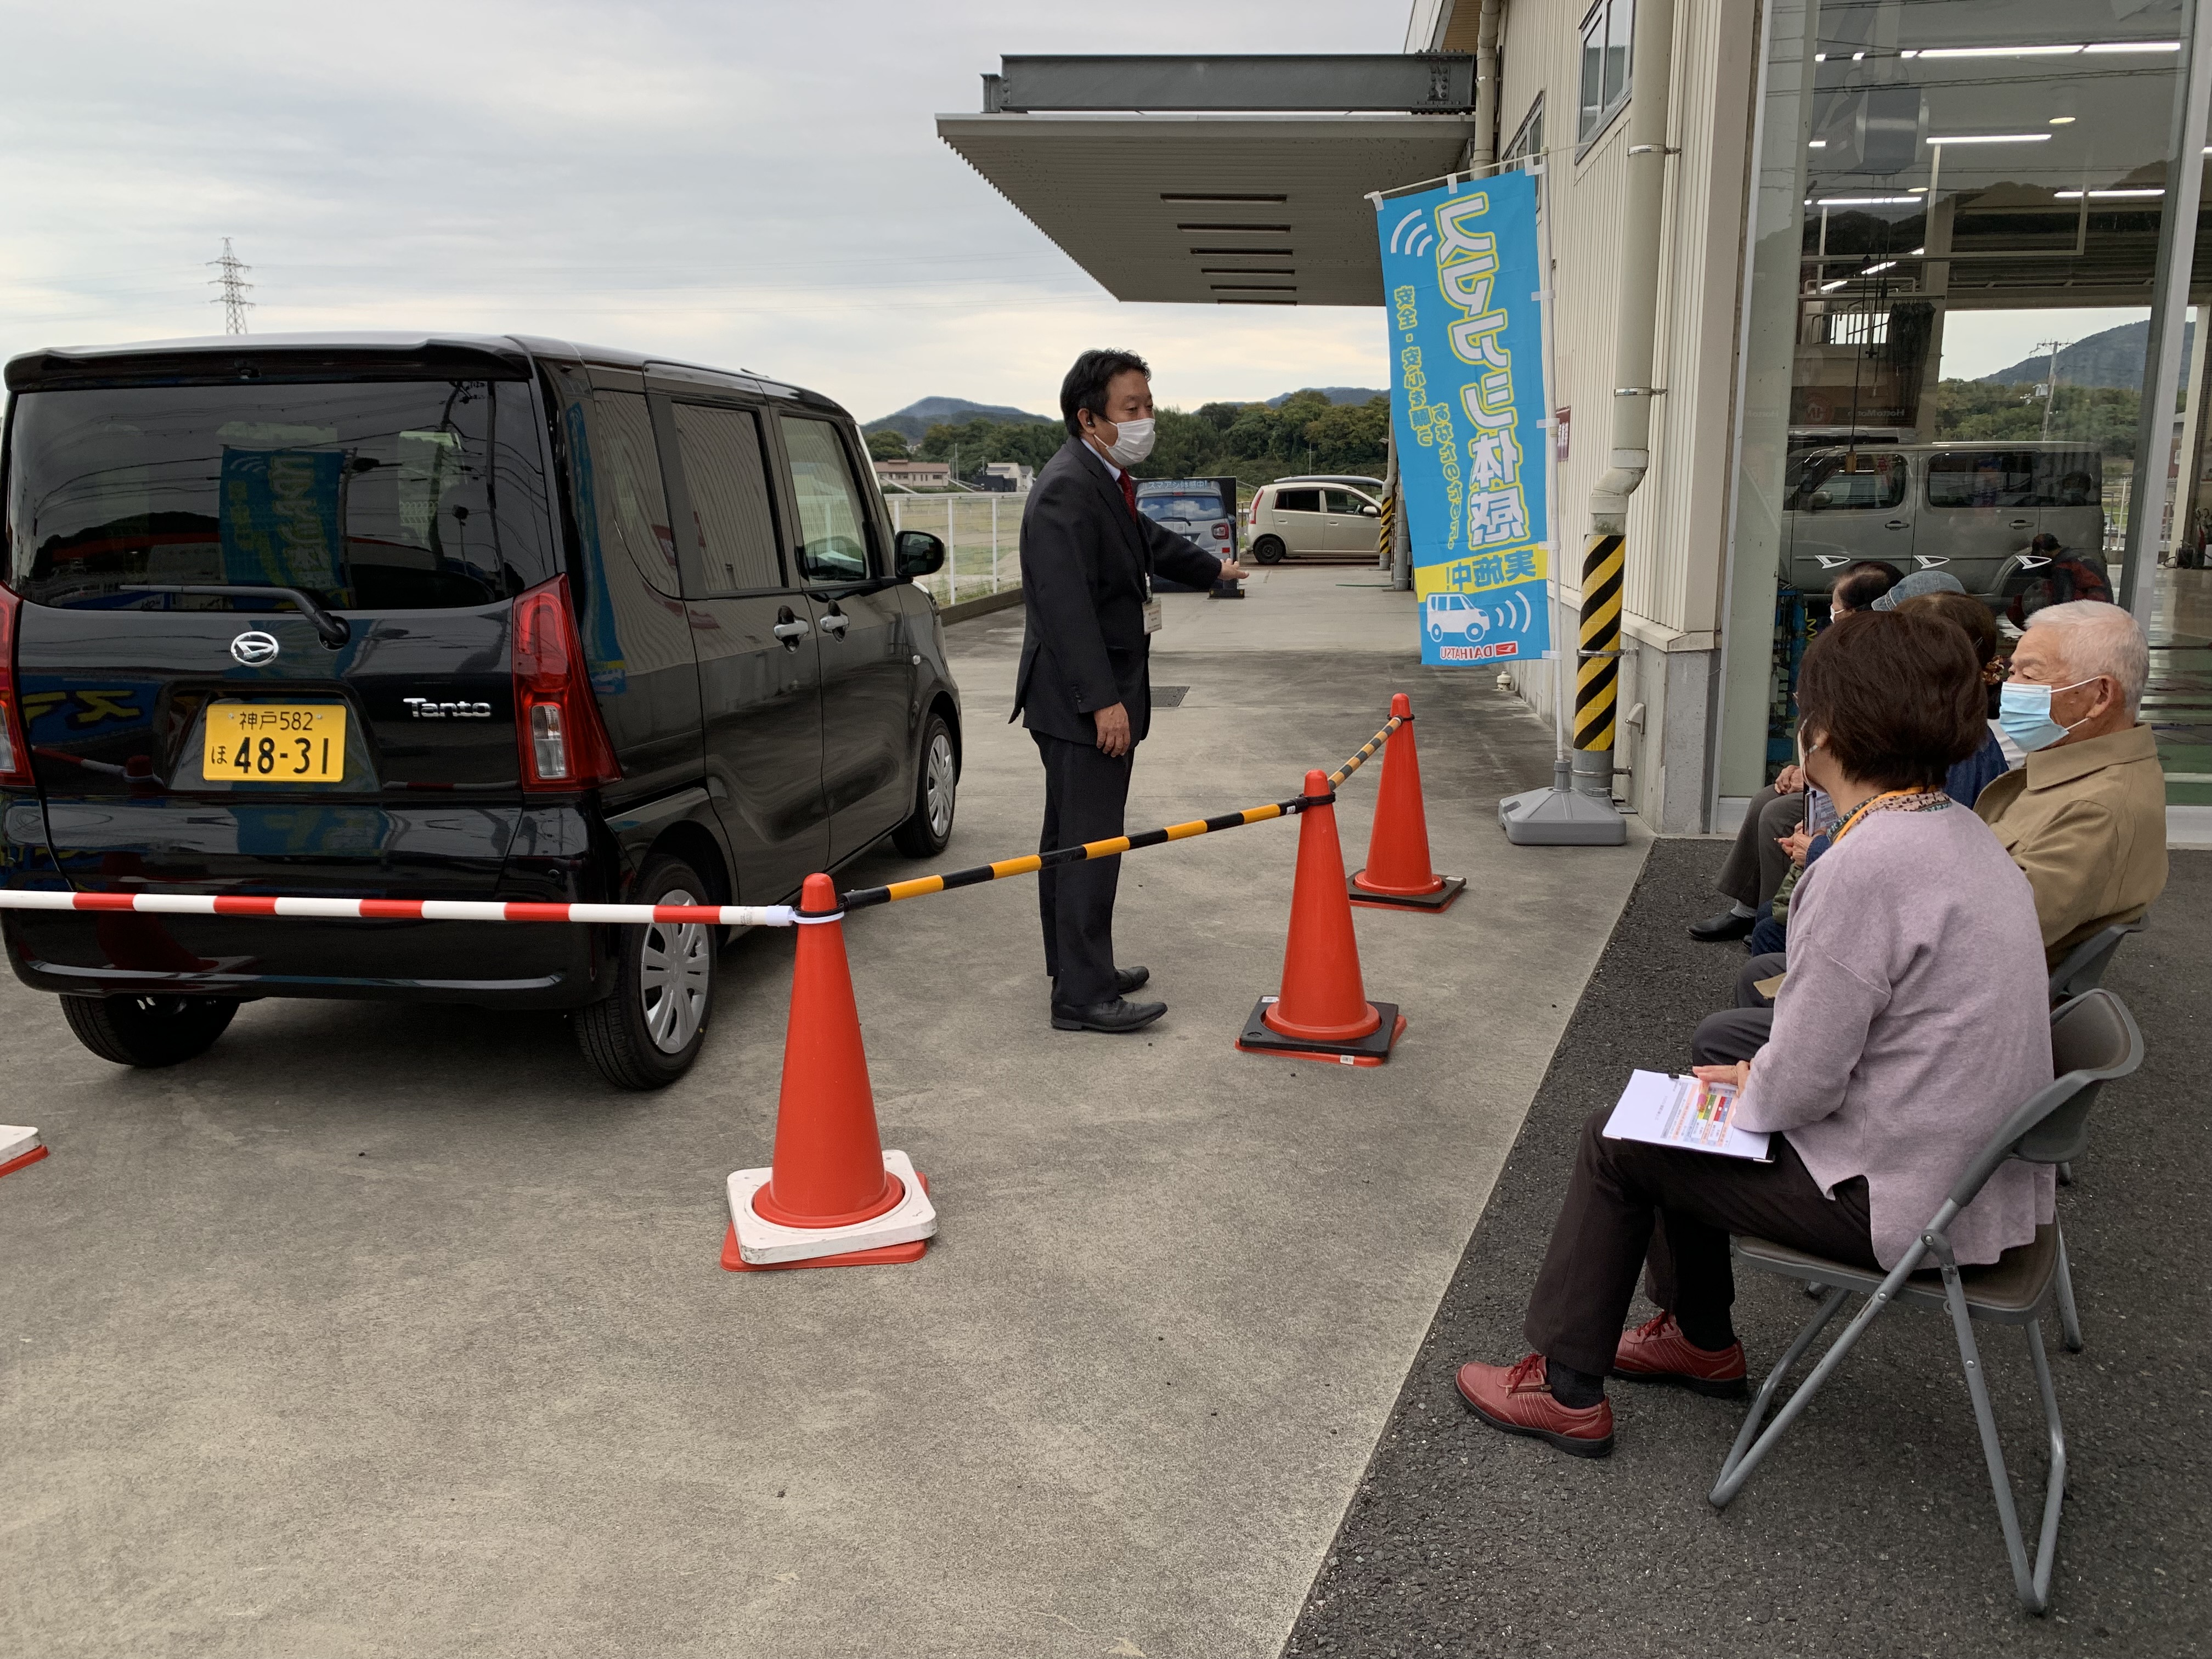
xmin=1116 ymin=469 xmax=1138 ymax=521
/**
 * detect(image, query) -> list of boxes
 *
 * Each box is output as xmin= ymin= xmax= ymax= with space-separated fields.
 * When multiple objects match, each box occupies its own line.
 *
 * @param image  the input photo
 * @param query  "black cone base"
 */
xmin=1235 ymin=996 xmax=1403 ymax=1064
xmin=1347 ymin=873 xmax=1465 ymax=912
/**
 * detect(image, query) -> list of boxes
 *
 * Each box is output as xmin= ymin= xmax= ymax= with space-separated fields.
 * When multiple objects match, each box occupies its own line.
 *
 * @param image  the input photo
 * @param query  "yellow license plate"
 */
xmin=203 ymin=703 xmax=348 ymax=783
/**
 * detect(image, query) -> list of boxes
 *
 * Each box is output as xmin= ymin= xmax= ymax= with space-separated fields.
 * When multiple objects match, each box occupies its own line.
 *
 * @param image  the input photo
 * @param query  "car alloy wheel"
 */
xmin=639 ymin=887 xmax=713 ymax=1054
xmin=924 ymin=730 xmax=956 ymax=841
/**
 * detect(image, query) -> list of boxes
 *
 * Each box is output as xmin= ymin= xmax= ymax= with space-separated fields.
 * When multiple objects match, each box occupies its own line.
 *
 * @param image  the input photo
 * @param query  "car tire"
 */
xmin=1252 ymin=536 xmax=1286 ymax=565
xmin=574 ymin=855 xmax=716 ymax=1090
xmin=892 ymin=712 xmax=957 ymax=859
xmin=60 ymin=993 xmax=238 ymax=1068
xmin=1427 ymin=623 xmax=1444 ymax=644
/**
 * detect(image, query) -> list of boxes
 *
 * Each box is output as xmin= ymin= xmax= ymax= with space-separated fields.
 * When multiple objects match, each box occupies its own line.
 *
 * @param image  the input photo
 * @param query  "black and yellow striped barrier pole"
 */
xmin=839 ymin=714 xmax=1404 ymax=913
xmin=1570 ymin=530 xmax=1626 ymax=799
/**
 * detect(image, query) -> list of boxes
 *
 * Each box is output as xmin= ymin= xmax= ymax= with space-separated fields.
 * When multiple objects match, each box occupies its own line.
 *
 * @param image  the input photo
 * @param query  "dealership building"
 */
xmin=940 ymin=0 xmax=2208 ymax=834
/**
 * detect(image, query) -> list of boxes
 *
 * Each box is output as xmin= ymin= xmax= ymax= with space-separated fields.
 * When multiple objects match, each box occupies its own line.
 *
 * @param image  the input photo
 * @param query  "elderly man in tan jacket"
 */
xmin=1975 ymin=599 xmax=2167 ymax=965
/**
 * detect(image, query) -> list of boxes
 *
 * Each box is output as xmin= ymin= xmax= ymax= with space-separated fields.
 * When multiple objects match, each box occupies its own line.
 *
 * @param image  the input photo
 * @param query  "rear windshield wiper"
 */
xmin=121 ymin=584 xmax=352 ymax=647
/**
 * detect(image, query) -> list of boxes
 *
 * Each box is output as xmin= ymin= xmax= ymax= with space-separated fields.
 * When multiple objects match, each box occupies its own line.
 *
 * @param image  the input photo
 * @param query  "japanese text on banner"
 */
xmin=1374 ymin=171 xmax=1550 ymax=667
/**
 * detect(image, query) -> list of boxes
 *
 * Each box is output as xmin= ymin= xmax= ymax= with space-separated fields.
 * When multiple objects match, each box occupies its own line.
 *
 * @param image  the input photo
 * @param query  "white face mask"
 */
xmin=1093 ymin=416 xmax=1155 ymax=466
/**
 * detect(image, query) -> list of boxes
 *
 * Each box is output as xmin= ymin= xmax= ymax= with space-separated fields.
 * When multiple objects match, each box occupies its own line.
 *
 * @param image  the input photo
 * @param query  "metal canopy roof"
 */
xmin=936 ymin=111 xmax=1477 ymax=307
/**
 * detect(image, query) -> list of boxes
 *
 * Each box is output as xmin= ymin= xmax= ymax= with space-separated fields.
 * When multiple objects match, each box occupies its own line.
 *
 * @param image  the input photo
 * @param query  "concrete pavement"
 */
xmin=0 ymin=567 xmax=1645 ymax=1658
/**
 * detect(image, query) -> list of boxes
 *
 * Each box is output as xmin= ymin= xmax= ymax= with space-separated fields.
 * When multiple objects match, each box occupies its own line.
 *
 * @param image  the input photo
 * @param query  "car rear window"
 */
xmin=4 ymin=379 xmax=549 ymax=610
xmin=1138 ymin=493 xmax=1222 ymax=520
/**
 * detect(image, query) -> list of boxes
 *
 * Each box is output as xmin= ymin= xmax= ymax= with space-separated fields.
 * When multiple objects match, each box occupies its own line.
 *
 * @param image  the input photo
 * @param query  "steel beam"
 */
xmin=984 ymin=55 xmax=1476 ymax=115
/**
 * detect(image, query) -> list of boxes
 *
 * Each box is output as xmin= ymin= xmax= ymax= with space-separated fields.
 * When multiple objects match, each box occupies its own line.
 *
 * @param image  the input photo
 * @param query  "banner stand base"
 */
xmin=1498 ymin=783 xmax=1628 ymax=846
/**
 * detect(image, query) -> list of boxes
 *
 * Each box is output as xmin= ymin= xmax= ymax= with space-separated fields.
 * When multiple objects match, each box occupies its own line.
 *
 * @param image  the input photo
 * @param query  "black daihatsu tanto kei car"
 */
xmin=0 ymin=333 xmax=961 ymax=1087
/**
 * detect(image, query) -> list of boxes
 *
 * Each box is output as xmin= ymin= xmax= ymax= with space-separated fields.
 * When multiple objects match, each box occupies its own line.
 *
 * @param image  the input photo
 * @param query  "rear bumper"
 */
xmin=1 ymin=795 xmax=625 ymax=1009
xmin=3 ymin=911 xmax=609 ymax=1008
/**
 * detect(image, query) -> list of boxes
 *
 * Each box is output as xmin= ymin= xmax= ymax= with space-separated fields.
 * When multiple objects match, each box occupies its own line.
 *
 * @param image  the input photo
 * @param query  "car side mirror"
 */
xmin=895 ymin=529 xmax=946 ymax=580
xmin=1808 ymin=490 xmax=1833 ymax=511
xmin=1360 ymin=505 xmax=1380 ymax=517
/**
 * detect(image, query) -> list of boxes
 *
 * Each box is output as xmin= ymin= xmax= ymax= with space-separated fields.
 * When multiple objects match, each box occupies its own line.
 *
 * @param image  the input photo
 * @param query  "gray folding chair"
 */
xmin=2046 ymin=917 xmax=2142 ymax=1189
xmin=2046 ymin=918 xmax=2145 ymax=1005
xmin=1709 ymin=989 xmax=2145 ymax=1615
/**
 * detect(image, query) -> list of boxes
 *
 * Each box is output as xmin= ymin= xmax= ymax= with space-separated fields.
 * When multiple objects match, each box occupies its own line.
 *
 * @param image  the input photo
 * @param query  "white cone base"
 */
xmin=725 ymin=1149 xmax=937 ymax=1266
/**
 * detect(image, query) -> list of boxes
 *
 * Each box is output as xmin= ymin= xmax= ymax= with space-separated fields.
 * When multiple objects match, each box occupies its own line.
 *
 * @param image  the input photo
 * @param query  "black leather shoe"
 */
xmin=1688 ymin=907 xmax=1756 ymax=943
xmin=1114 ymin=965 xmax=1150 ymax=996
xmin=1051 ymin=996 xmax=1167 ymax=1034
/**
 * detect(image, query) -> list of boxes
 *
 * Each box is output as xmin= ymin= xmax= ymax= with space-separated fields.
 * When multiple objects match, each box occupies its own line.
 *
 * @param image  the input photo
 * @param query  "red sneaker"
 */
xmin=1611 ymin=1312 xmax=1748 ymax=1398
xmin=1454 ymin=1354 xmax=1615 ymax=1458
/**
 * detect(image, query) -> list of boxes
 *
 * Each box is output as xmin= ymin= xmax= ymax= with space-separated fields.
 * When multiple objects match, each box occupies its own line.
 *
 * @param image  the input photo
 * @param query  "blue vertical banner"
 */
xmin=1375 ymin=171 xmax=1550 ymax=666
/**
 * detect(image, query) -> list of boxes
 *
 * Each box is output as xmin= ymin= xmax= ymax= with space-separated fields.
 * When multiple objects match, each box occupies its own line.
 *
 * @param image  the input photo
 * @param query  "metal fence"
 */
xmin=885 ymin=492 xmax=1022 ymax=607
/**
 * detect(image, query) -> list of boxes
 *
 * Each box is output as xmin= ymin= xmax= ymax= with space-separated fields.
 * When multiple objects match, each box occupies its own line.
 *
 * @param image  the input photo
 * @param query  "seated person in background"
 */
xmin=1689 ymin=558 xmax=1905 ymax=944
xmin=1457 ymin=608 xmax=2052 ymax=1457
xmin=1695 ymin=595 xmax=2166 ymax=1064
xmin=1979 ymin=598 xmax=2166 ymax=966
xmin=1897 ymin=588 xmax=2011 ymax=808
xmin=2007 ymin=532 xmax=2112 ymax=628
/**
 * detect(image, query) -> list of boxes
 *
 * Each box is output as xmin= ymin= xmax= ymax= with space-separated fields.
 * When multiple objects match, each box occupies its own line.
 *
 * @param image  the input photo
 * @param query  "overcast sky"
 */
xmin=0 ymin=1 xmax=2132 ymax=419
xmin=0 ymin=1 xmax=1401 ymax=422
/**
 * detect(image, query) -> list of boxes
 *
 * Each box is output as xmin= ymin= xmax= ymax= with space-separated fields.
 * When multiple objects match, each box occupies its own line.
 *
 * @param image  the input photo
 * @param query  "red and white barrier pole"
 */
xmin=0 ymin=891 xmax=797 ymax=927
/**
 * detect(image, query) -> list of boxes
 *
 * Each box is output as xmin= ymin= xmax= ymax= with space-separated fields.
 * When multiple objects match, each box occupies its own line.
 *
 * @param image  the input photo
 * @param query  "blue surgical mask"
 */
xmin=1998 ymin=678 xmax=2094 ymax=753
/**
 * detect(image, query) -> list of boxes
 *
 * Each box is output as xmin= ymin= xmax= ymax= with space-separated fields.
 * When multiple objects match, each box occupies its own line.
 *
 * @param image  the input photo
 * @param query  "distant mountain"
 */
xmin=1266 ymin=386 xmax=1386 ymax=407
xmin=865 ymin=396 xmax=1055 ymax=443
xmin=1978 ymin=318 xmax=2191 ymax=390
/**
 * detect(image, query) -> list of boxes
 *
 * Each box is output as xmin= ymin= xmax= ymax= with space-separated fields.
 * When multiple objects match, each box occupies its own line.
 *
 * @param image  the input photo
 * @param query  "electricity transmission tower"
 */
xmin=207 ymin=238 xmax=254 ymax=335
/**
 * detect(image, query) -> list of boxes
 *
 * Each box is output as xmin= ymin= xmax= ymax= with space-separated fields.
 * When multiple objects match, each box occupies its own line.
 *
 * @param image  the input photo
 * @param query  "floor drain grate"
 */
xmin=1153 ymin=685 xmax=1190 ymax=708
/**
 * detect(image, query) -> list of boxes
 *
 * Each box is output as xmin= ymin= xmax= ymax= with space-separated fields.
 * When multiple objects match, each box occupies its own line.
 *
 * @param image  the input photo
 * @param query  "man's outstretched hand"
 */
xmin=1093 ymin=702 xmax=1132 ymax=757
xmin=1217 ymin=558 xmax=1251 ymax=582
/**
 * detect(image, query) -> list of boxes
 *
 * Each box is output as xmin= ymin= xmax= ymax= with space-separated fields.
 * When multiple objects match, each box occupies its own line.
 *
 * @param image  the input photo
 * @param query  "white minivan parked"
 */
xmin=1246 ymin=481 xmax=1383 ymax=562
xmin=1783 ymin=441 xmax=2104 ymax=600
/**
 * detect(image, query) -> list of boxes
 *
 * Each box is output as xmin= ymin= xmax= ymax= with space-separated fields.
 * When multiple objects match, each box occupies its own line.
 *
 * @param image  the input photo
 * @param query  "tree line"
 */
xmin=866 ymin=390 xmax=1392 ymax=490
xmin=1933 ymin=379 xmax=2142 ymax=459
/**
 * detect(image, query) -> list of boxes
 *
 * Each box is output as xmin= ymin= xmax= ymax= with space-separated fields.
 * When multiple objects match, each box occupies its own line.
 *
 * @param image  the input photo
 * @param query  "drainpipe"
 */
xmin=1571 ymin=0 xmax=1676 ymax=800
xmin=1467 ymin=0 xmax=1505 ymax=167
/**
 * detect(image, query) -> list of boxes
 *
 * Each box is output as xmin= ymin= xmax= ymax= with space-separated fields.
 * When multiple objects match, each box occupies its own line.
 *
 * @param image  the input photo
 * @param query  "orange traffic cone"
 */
xmin=1350 ymin=694 xmax=1465 ymax=913
xmin=1237 ymin=769 xmax=1407 ymax=1067
xmin=722 ymin=873 xmax=936 ymax=1271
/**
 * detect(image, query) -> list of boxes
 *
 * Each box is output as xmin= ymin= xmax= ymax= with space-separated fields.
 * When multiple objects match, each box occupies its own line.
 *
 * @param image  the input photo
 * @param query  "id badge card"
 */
xmin=1142 ymin=598 xmax=1164 ymax=635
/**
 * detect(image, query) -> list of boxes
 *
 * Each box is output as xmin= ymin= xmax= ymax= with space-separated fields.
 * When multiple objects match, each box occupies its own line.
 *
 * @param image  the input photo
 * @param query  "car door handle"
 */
xmin=772 ymin=619 xmax=810 ymax=642
xmin=1885 ymin=520 xmax=1908 ymax=531
xmin=817 ymin=612 xmax=850 ymax=636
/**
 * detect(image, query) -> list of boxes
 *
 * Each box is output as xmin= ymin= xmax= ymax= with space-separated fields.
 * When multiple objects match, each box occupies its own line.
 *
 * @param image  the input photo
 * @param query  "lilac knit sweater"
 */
xmin=1737 ymin=804 xmax=2055 ymax=1267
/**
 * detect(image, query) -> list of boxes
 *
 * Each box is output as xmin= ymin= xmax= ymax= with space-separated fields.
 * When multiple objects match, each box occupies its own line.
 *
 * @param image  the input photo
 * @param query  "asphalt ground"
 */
xmin=0 ymin=568 xmax=1651 ymax=1658
xmin=1284 ymin=840 xmax=2211 ymax=1658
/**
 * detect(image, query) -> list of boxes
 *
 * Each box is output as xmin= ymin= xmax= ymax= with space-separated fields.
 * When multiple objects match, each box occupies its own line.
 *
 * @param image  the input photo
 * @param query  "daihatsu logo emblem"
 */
xmin=230 ymin=630 xmax=281 ymax=667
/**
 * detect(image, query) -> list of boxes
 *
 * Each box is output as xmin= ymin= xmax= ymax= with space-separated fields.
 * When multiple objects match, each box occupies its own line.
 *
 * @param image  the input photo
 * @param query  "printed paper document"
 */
xmin=1602 ymin=1070 xmax=1773 ymax=1162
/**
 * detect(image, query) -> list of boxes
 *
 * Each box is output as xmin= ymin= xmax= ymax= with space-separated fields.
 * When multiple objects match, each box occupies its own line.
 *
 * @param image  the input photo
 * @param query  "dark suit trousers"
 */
xmin=1689 ymin=951 xmax=1787 ymax=1065
xmin=1717 ymin=786 xmax=1806 ymax=908
xmin=1032 ymin=732 xmax=1135 ymax=1006
xmin=1523 ymin=1108 xmax=1878 ymax=1378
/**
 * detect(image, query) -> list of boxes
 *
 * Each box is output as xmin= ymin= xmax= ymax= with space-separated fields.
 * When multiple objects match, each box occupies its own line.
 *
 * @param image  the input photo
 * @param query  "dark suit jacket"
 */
xmin=1011 ymin=438 xmax=1226 ymax=745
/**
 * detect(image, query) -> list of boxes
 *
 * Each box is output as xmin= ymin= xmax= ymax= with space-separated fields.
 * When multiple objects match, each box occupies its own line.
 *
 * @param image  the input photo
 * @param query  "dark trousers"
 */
xmin=1032 ymin=731 xmax=1135 ymax=1007
xmin=1689 ymin=951 xmax=1786 ymax=1066
xmin=1523 ymin=1108 xmax=1878 ymax=1378
xmin=1717 ymin=786 xmax=1805 ymax=909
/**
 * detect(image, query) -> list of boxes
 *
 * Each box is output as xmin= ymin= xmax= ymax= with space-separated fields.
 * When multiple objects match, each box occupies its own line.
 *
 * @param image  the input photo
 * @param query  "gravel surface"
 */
xmin=1283 ymin=840 xmax=2210 ymax=1658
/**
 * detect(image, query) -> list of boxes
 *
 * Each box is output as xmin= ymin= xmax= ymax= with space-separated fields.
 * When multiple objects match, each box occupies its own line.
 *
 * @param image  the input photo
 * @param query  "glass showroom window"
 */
xmin=1716 ymin=0 xmax=2202 ymax=804
xmin=1578 ymin=0 xmax=1634 ymax=144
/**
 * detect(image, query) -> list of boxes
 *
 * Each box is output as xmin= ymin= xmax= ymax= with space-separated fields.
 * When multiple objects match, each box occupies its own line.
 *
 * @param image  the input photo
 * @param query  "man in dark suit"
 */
xmin=1013 ymin=349 xmax=1249 ymax=1033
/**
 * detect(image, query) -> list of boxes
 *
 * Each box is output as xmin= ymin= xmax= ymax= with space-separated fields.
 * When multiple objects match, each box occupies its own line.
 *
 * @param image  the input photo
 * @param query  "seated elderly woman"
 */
xmin=1455 ymin=608 xmax=2054 ymax=1457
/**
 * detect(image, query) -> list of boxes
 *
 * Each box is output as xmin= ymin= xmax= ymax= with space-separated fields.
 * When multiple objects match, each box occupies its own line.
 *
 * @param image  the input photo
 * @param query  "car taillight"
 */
xmin=1248 ymin=494 xmax=1261 ymax=524
xmin=512 ymin=575 xmax=618 ymax=789
xmin=1213 ymin=522 xmax=1231 ymax=539
xmin=0 ymin=585 xmax=29 ymax=786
